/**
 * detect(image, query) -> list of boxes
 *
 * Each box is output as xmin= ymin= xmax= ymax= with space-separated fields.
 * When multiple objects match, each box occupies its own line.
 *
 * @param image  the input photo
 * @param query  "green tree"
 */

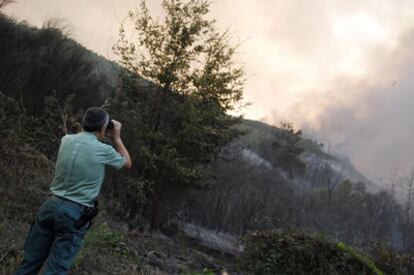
xmin=0 ymin=0 xmax=15 ymax=10
xmin=259 ymin=122 xmax=306 ymax=179
xmin=110 ymin=0 xmax=245 ymax=229
xmin=0 ymin=14 xmax=114 ymax=157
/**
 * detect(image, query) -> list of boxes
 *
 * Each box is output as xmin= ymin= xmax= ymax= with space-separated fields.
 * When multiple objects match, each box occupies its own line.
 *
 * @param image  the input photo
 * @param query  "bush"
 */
xmin=0 ymin=221 xmax=29 ymax=274
xmin=240 ymin=230 xmax=383 ymax=275
xmin=71 ymin=222 xmax=140 ymax=274
xmin=369 ymin=242 xmax=414 ymax=275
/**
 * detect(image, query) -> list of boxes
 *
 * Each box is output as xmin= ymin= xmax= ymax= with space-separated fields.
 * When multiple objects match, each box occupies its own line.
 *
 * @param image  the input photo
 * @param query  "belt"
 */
xmin=49 ymin=194 xmax=85 ymax=209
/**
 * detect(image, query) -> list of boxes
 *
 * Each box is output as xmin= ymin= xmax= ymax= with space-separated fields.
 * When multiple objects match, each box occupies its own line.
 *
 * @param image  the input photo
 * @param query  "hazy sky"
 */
xmin=5 ymin=0 xmax=414 ymax=182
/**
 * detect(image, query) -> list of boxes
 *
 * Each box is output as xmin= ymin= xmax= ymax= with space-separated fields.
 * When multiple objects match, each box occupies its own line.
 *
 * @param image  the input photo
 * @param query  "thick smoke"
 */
xmin=5 ymin=0 xmax=414 ymax=182
xmin=284 ymin=28 xmax=414 ymax=182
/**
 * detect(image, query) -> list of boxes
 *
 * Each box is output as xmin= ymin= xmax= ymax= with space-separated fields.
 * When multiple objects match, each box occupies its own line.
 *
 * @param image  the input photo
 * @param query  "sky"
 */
xmin=4 ymin=0 xmax=414 ymax=182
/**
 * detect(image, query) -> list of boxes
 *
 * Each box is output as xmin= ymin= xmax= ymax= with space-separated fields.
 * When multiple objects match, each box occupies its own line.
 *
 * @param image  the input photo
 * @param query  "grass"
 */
xmin=71 ymin=220 xmax=142 ymax=274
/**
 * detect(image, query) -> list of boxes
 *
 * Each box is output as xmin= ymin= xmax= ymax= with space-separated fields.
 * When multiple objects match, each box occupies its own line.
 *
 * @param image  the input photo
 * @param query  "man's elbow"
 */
xmin=123 ymin=159 xmax=132 ymax=169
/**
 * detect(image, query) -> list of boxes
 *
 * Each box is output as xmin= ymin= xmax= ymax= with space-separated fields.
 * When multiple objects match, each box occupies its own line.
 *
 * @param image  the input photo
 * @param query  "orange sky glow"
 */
xmin=5 ymin=0 xmax=414 ymax=181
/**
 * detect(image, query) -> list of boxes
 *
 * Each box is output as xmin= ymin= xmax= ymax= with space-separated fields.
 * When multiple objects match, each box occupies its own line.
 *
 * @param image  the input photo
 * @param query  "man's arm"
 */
xmin=111 ymin=120 xmax=132 ymax=169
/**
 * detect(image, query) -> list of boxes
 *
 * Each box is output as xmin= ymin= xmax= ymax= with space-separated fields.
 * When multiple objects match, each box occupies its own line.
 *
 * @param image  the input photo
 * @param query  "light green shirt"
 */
xmin=50 ymin=131 xmax=125 ymax=207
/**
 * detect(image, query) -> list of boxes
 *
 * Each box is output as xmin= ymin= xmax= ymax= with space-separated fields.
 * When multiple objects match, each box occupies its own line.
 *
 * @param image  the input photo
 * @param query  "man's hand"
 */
xmin=109 ymin=119 xmax=132 ymax=169
xmin=110 ymin=119 xmax=122 ymax=141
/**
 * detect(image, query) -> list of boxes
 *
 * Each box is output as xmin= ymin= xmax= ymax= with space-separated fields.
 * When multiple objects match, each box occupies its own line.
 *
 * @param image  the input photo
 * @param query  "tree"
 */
xmin=398 ymin=170 xmax=414 ymax=250
xmin=0 ymin=94 xmax=53 ymax=221
xmin=115 ymin=0 xmax=243 ymax=107
xmin=261 ymin=122 xmax=306 ymax=179
xmin=110 ymin=0 xmax=245 ymax=229
xmin=0 ymin=14 xmax=114 ymax=157
xmin=0 ymin=0 xmax=15 ymax=10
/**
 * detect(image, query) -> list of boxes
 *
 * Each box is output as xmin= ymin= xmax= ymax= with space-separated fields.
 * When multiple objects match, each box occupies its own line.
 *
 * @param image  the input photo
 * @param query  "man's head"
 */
xmin=82 ymin=107 xmax=109 ymax=138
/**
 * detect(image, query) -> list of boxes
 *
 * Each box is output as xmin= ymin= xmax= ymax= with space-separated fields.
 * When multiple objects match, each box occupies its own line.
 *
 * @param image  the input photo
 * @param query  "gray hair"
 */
xmin=82 ymin=107 xmax=109 ymax=132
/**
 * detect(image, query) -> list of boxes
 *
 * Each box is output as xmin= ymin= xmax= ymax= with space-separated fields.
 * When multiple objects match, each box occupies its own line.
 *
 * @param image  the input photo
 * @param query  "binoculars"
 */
xmin=107 ymin=119 xmax=114 ymax=130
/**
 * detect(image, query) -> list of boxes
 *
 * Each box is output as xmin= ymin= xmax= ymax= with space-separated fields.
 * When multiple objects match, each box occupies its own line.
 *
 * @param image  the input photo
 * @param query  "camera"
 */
xmin=106 ymin=119 xmax=114 ymax=130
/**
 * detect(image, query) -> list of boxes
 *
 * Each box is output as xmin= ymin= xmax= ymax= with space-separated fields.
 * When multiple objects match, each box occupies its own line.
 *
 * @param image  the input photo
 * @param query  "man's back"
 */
xmin=15 ymin=107 xmax=131 ymax=275
xmin=50 ymin=131 xmax=124 ymax=207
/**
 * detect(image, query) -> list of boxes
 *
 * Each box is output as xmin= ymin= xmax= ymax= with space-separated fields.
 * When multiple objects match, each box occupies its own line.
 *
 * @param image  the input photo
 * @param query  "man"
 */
xmin=15 ymin=107 xmax=132 ymax=274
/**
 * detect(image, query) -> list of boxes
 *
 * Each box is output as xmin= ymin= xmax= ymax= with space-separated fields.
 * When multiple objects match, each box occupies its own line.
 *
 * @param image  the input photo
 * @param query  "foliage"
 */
xmin=369 ymin=242 xmax=414 ymax=275
xmin=261 ymin=122 xmax=306 ymax=178
xmin=71 ymin=222 xmax=140 ymax=274
xmin=109 ymin=0 xmax=245 ymax=228
xmin=183 ymin=120 xmax=406 ymax=248
xmin=115 ymin=0 xmax=244 ymax=109
xmin=336 ymin=242 xmax=383 ymax=275
xmin=0 ymin=94 xmax=54 ymax=221
xmin=0 ymin=14 xmax=114 ymax=158
xmin=0 ymin=221 xmax=29 ymax=274
xmin=0 ymin=0 xmax=15 ymax=10
xmin=240 ymin=230 xmax=383 ymax=275
xmin=184 ymin=267 xmax=215 ymax=275
xmin=234 ymin=120 xmax=306 ymax=178
xmin=0 ymin=95 xmax=52 ymax=273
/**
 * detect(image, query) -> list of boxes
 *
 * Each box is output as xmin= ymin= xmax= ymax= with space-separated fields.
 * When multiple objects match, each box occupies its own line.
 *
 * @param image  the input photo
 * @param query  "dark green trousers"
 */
xmin=15 ymin=196 xmax=89 ymax=275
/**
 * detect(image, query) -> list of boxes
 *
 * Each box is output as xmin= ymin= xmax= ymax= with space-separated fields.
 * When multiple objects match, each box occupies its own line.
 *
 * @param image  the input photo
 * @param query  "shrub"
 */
xmin=240 ymin=229 xmax=383 ymax=275
xmin=71 ymin=222 xmax=140 ymax=274
xmin=369 ymin=242 xmax=414 ymax=275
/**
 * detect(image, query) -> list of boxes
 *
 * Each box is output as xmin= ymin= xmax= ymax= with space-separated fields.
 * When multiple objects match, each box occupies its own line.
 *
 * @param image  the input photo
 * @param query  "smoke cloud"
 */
xmin=5 ymin=0 xmax=414 ymax=181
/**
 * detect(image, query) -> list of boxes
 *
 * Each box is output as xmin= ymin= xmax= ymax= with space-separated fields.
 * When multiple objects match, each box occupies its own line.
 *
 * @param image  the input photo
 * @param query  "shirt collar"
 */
xmin=81 ymin=131 xmax=98 ymax=140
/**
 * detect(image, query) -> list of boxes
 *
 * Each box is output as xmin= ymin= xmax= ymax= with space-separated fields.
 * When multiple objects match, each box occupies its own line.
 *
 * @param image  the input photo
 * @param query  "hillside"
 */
xmin=1 ymin=10 xmax=414 ymax=274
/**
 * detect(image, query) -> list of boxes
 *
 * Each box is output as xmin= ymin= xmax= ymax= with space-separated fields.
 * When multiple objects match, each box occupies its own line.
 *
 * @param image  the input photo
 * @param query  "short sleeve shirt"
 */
xmin=50 ymin=131 xmax=125 ymax=207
